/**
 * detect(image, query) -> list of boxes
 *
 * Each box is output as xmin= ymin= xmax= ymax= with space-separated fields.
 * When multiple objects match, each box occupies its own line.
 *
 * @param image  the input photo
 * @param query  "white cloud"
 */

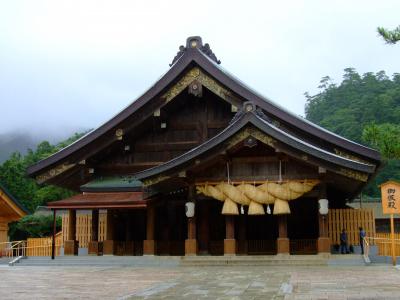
xmin=0 ymin=0 xmax=399 ymax=135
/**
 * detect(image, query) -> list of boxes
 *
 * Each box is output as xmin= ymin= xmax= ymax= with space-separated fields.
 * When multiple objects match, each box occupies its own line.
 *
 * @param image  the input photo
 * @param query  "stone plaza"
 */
xmin=0 ymin=264 xmax=399 ymax=299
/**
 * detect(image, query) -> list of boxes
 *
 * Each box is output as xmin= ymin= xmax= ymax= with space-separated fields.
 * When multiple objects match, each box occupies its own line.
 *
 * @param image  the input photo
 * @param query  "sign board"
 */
xmin=381 ymin=180 xmax=400 ymax=214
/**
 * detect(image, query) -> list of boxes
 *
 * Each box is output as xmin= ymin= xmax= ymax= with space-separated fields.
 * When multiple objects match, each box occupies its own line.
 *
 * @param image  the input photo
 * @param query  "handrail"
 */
xmin=0 ymin=240 xmax=27 ymax=259
xmin=365 ymin=237 xmax=400 ymax=244
xmin=364 ymin=236 xmax=400 ymax=261
xmin=363 ymin=237 xmax=370 ymax=262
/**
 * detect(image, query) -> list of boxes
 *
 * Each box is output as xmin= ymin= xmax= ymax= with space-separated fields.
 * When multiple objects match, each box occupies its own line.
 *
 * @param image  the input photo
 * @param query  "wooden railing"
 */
xmin=156 ymin=241 xmax=184 ymax=256
xmin=209 ymin=240 xmax=224 ymax=255
xmin=247 ymin=240 xmax=276 ymax=255
xmin=290 ymin=239 xmax=317 ymax=254
xmin=373 ymin=233 xmax=400 ymax=256
xmin=0 ymin=241 xmax=27 ymax=258
xmin=26 ymin=233 xmax=63 ymax=256
xmin=0 ymin=233 xmax=64 ymax=258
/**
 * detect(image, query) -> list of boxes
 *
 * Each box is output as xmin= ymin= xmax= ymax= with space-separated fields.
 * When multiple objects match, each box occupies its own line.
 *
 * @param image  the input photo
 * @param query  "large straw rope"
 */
xmin=197 ymin=180 xmax=318 ymax=215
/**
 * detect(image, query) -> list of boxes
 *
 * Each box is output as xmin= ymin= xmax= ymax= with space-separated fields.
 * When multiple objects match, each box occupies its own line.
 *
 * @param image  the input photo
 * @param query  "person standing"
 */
xmin=340 ymin=229 xmax=348 ymax=254
xmin=359 ymin=227 xmax=366 ymax=255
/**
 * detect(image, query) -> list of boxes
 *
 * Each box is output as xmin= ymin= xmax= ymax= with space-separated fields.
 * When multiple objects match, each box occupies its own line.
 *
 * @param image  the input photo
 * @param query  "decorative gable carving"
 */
xmin=170 ymin=36 xmax=221 ymax=66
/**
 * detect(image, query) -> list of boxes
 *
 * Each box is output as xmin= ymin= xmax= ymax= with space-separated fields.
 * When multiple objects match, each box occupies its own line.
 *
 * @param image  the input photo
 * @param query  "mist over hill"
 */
xmin=0 ymin=129 xmax=87 ymax=163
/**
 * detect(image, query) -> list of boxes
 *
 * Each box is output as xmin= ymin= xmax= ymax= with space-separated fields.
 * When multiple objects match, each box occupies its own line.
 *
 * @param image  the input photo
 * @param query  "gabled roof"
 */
xmin=0 ymin=182 xmax=29 ymax=219
xmin=134 ymin=103 xmax=376 ymax=183
xmin=27 ymin=36 xmax=380 ymax=179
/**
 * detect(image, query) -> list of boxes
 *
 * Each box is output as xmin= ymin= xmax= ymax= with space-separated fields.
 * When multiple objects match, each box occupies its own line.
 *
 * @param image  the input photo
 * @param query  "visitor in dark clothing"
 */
xmin=340 ymin=229 xmax=348 ymax=254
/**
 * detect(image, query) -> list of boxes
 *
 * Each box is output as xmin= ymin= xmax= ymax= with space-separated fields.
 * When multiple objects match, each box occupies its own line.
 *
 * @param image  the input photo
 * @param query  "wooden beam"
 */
xmin=231 ymin=156 xmax=288 ymax=164
xmin=134 ymin=141 xmax=199 ymax=152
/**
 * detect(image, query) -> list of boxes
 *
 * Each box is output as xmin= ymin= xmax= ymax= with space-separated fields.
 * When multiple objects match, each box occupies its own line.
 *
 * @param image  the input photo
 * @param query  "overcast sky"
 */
xmin=0 ymin=0 xmax=399 ymax=138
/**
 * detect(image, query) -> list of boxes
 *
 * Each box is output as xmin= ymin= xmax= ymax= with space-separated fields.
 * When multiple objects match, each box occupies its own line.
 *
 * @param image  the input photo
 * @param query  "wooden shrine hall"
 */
xmin=27 ymin=36 xmax=381 ymax=256
xmin=0 ymin=183 xmax=28 ymax=250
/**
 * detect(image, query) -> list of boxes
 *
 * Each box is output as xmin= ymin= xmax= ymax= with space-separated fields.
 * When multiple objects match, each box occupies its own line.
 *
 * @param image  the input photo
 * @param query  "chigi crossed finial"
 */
xmin=170 ymin=36 xmax=221 ymax=66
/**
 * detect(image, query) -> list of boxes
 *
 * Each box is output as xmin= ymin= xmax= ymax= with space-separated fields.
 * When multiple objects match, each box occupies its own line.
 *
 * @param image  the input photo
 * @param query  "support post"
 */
xmin=64 ymin=209 xmax=78 ymax=255
xmin=317 ymin=181 xmax=330 ymax=253
xmin=277 ymin=215 xmax=289 ymax=254
xmin=224 ymin=215 xmax=236 ymax=255
xmin=51 ymin=209 xmax=56 ymax=260
xmin=143 ymin=206 xmax=156 ymax=255
xmin=103 ymin=209 xmax=115 ymax=255
xmin=88 ymin=209 xmax=100 ymax=255
xmin=185 ymin=185 xmax=197 ymax=255
xmin=185 ymin=217 xmax=197 ymax=255
xmin=391 ymin=214 xmax=396 ymax=266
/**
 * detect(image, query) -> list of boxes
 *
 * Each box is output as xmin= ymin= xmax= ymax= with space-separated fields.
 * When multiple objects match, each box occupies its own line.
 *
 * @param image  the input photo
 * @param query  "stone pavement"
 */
xmin=0 ymin=265 xmax=399 ymax=299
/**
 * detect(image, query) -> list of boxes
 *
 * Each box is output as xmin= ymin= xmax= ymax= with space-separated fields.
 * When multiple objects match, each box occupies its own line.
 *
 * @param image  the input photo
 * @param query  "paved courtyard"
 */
xmin=0 ymin=265 xmax=399 ymax=299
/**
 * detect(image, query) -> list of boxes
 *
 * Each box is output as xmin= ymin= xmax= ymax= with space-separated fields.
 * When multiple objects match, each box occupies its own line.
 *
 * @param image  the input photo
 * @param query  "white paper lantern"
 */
xmin=318 ymin=199 xmax=329 ymax=215
xmin=185 ymin=202 xmax=195 ymax=218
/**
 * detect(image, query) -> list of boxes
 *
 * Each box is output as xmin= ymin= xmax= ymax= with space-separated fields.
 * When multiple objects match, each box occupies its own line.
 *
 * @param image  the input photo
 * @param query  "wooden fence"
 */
xmin=62 ymin=211 xmax=107 ymax=248
xmin=26 ymin=233 xmax=63 ymax=256
xmin=375 ymin=232 xmax=400 ymax=256
xmin=328 ymin=209 xmax=375 ymax=246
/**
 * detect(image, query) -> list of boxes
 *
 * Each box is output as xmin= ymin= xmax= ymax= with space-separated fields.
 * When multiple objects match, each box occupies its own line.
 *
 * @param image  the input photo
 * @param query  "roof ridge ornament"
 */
xmin=229 ymin=102 xmax=272 ymax=125
xmin=170 ymin=36 xmax=221 ymax=67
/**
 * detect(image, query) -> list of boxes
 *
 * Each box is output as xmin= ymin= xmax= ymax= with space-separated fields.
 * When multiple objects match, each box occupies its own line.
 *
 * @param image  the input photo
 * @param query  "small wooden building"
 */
xmin=0 ymin=183 xmax=28 ymax=250
xmin=27 ymin=36 xmax=381 ymax=256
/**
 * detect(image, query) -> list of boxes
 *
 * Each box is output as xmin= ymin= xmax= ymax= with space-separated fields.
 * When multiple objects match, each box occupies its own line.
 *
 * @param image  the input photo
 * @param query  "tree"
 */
xmin=0 ymin=131 xmax=87 ymax=212
xmin=305 ymin=69 xmax=400 ymax=197
xmin=377 ymin=26 xmax=400 ymax=44
xmin=362 ymin=123 xmax=400 ymax=160
xmin=9 ymin=215 xmax=62 ymax=240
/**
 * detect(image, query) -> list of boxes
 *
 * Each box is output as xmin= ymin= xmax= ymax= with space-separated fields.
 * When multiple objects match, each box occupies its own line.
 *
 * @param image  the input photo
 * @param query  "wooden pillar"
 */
xmin=277 ymin=215 xmax=289 ymax=254
xmin=51 ymin=209 xmax=57 ymax=260
xmin=92 ymin=209 xmax=99 ymax=241
xmin=185 ymin=216 xmax=197 ymax=255
xmin=103 ymin=209 xmax=115 ymax=255
xmin=143 ymin=206 xmax=156 ymax=255
xmin=185 ymin=186 xmax=197 ymax=255
xmin=317 ymin=180 xmax=330 ymax=253
xmin=64 ymin=209 xmax=78 ymax=255
xmin=88 ymin=209 xmax=100 ymax=255
xmin=224 ymin=215 xmax=236 ymax=255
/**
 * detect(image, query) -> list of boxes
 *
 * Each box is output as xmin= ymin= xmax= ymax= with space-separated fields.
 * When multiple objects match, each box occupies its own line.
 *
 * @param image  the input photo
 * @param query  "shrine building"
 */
xmin=27 ymin=36 xmax=381 ymax=256
xmin=0 ymin=183 xmax=28 ymax=250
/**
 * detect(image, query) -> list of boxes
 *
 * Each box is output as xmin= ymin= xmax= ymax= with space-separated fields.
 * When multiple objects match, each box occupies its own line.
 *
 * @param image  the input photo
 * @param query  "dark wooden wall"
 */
xmin=94 ymin=89 xmax=234 ymax=175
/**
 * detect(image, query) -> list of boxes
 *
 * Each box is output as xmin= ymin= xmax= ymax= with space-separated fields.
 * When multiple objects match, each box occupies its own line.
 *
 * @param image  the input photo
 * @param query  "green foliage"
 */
xmin=362 ymin=160 xmax=400 ymax=197
xmin=0 ymin=132 xmax=87 ymax=213
xmin=8 ymin=215 xmax=62 ymax=240
xmin=378 ymin=26 xmax=400 ymax=44
xmin=305 ymin=69 xmax=400 ymax=196
xmin=362 ymin=123 xmax=400 ymax=159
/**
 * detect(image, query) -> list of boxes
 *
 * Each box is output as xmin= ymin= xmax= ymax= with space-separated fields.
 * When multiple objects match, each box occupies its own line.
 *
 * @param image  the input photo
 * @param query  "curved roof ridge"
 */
xmin=195 ymin=49 xmax=380 ymax=158
xmin=27 ymin=40 xmax=380 ymax=178
xmin=27 ymin=50 xmax=196 ymax=175
xmin=134 ymin=110 xmax=375 ymax=181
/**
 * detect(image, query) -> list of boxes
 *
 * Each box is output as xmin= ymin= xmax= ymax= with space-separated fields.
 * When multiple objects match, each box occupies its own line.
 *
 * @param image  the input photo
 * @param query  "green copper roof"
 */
xmin=80 ymin=176 xmax=143 ymax=192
